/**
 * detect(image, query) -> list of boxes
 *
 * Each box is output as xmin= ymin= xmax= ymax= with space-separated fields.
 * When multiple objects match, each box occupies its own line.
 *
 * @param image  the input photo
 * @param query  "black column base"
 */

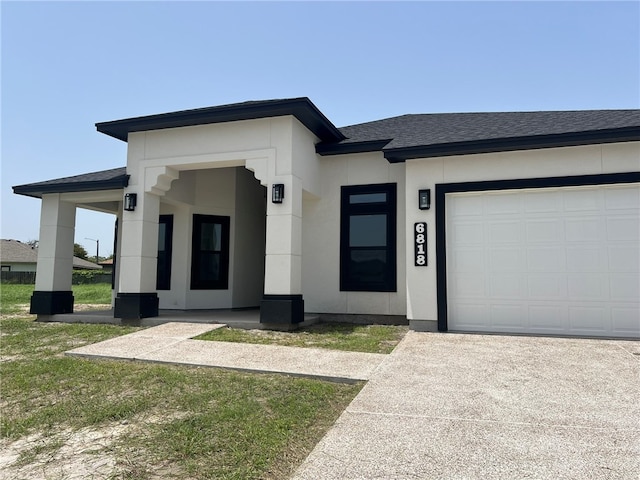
xmin=260 ymin=294 xmax=304 ymax=325
xmin=114 ymin=293 xmax=159 ymax=319
xmin=30 ymin=291 xmax=74 ymax=315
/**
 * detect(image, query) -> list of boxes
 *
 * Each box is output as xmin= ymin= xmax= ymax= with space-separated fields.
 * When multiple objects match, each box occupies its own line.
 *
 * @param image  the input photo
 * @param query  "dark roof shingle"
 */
xmin=319 ymin=109 xmax=640 ymax=161
xmin=13 ymin=167 xmax=128 ymax=198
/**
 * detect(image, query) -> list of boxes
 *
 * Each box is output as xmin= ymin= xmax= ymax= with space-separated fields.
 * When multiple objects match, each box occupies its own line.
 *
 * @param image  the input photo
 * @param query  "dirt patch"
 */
xmin=0 ymin=426 xmax=127 ymax=480
xmin=0 ymin=412 xmax=190 ymax=480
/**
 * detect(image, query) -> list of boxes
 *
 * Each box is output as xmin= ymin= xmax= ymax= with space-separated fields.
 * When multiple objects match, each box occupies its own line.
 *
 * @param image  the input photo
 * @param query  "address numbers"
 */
xmin=415 ymin=222 xmax=427 ymax=266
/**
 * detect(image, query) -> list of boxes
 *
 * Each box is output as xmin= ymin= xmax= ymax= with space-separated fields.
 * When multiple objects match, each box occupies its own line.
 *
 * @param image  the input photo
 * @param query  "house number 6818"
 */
xmin=415 ymin=222 xmax=427 ymax=266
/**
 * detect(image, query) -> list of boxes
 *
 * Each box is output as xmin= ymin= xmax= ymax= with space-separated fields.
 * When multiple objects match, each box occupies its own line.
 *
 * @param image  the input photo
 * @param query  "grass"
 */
xmin=0 ymin=286 xmax=363 ymax=479
xmin=197 ymin=322 xmax=408 ymax=354
xmin=0 ymin=283 xmax=112 ymax=315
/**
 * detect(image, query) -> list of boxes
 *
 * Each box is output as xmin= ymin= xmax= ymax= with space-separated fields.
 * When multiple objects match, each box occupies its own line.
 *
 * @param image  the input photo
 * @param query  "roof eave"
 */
xmin=96 ymin=98 xmax=346 ymax=144
xmin=13 ymin=176 xmax=129 ymax=199
xmin=383 ymin=127 xmax=640 ymax=163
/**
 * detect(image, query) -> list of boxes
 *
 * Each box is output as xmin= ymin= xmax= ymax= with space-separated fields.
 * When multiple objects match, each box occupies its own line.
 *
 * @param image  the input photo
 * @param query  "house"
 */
xmin=98 ymin=258 xmax=114 ymax=273
xmin=13 ymin=98 xmax=640 ymax=338
xmin=0 ymin=239 xmax=103 ymax=271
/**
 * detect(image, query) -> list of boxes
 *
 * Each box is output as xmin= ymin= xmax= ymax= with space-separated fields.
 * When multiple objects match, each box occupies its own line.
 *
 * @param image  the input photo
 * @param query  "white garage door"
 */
xmin=446 ymin=183 xmax=640 ymax=338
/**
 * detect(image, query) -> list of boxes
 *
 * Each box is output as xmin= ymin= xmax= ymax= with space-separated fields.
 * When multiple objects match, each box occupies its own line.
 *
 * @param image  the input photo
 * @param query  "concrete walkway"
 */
xmin=66 ymin=322 xmax=386 ymax=382
xmin=66 ymin=324 xmax=640 ymax=479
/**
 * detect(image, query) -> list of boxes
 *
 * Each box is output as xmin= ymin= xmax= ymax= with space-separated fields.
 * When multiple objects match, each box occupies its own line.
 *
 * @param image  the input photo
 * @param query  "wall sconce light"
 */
xmin=418 ymin=189 xmax=431 ymax=210
xmin=124 ymin=193 xmax=137 ymax=211
xmin=272 ymin=184 xmax=285 ymax=204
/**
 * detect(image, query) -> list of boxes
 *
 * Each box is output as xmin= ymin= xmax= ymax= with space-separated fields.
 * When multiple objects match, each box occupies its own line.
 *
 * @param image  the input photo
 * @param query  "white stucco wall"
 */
xmin=232 ymin=168 xmax=266 ymax=307
xmin=1 ymin=263 xmax=37 ymax=272
xmin=302 ymin=152 xmax=407 ymax=316
xmin=121 ymin=116 xmax=310 ymax=311
xmin=405 ymin=142 xmax=640 ymax=325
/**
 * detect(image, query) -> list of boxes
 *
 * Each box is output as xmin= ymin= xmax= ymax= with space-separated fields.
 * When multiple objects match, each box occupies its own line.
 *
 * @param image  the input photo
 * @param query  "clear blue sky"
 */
xmin=2 ymin=1 xmax=638 ymax=257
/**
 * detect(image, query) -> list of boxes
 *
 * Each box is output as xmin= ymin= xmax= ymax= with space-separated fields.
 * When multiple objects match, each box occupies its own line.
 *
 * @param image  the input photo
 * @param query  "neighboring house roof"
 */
xmin=0 ymin=239 xmax=102 ymax=270
xmin=95 ymin=97 xmax=346 ymax=144
xmin=12 ymin=167 xmax=128 ymax=199
xmin=72 ymin=257 xmax=103 ymax=270
xmin=0 ymin=239 xmax=38 ymax=263
xmin=12 ymin=98 xmax=640 ymax=197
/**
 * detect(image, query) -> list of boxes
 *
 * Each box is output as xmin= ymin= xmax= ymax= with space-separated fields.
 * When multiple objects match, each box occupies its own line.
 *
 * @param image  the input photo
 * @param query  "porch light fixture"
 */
xmin=124 ymin=193 xmax=137 ymax=211
xmin=418 ymin=189 xmax=431 ymax=210
xmin=272 ymin=184 xmax=285 ymax=204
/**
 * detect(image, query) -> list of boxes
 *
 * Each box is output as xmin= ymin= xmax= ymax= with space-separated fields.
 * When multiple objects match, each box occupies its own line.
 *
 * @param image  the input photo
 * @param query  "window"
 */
xmin=156 ymin=215 xmax=173 ymax=290
xmin=191 ymin=214 xmax=230 ymax=290
xmin=340 ymin=183 xmax=396 ymax=292
xmin=1 ymin=266 xmax=10 ymax=272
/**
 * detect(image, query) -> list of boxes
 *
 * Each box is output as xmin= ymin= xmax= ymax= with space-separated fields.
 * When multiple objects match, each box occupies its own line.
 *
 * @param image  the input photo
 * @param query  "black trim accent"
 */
xmin=96 ymin=98 xmax=345 ymax=144
xmin=435 ymin=171 xmax=640 ymax=332
xmin=260 ymin=294 xmax=304 ymax=324
xmin=340 ymin=183 xmax=397 ymax=292
xmin=316 ymin=139 xmax=392 ymax=156
xmin=114 ymin=293 xmax=159 ymax=319
xmin=30 ymin=291 xmax=74 ymax=315
xmin=385 ymin=128 xmax=640 ymax=163
xmin=112 ymin=219 xmax=118 ymax=290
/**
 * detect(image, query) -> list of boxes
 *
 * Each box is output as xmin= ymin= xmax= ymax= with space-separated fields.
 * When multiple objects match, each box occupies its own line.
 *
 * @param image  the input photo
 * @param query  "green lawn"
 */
xmin=0 ymin=288 xmax=363 ymax=479
xmin=197 ymin=323 xmax=408 ymax=354
xmin=1 ymin=283 xmax=112 ymax=315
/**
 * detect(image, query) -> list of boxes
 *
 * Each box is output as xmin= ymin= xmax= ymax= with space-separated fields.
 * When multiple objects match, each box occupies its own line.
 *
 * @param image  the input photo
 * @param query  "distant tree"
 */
xmin=74 ymin=243 xmax=89 ymax=260
xmin=26 ymin=239 xmax=39 ymax=249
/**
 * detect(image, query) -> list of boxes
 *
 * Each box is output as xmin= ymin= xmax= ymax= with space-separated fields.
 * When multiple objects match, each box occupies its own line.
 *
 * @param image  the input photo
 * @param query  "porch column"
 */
xmin=260 ymin=175 xmax=304 ymax=325
xmin=114 ymin=191 xmax=160 ymax=319
xmin=30 ymin=194 xmax=76 ymax=315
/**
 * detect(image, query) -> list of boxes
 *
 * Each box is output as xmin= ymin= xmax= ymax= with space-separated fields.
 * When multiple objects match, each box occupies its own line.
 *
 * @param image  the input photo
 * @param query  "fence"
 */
xmin=1 ymin=271 xmax=113 ymax=285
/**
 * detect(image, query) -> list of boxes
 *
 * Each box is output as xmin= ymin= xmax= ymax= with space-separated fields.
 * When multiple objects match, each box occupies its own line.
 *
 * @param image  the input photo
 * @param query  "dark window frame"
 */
xmin=190 ymin=214 xmax=230 ymax=290
xmin=156 ymin=215 xmax=174 ymax=290
xmin=340 ymin=183 xmax=397 ymax=292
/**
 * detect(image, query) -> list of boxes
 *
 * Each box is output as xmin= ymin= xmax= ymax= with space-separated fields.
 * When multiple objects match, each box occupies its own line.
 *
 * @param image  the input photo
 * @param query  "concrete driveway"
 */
xmin=292 ymin=331 xmax=640 ymax=479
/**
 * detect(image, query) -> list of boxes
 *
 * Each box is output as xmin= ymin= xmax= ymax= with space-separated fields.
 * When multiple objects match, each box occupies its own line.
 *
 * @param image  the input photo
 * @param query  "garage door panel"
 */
xmin=486 ymin=194 xmax=522 ymax=214
xmin=609 ymin=274 xmax=640 ymax=301
xmin=451 ymin=304 xmax=488 ymax=328
xmin=608 ymin=246 xmax=639 ymax=272
xmin=490 ymin=275 xmax=525 ymax=297
xmin=526 ymin=219 xmax=562 ymax=243
xmin=451 ymin=222 xmax=484 ymax=245
xmin=453 ymin=248 xmax=485 ymax=272
xmin=565 ymin=218 xmax=601 ymax=242
xmin=447 ymin=184 xmax=640 ymax=338
xmin=612 ymin=307 xmax=640 ymax=333
xmin=607 ymin=217 xmax=639 ymax=241
xmin=567 ymin=274 xmax=607 ymax=299
xmin=569 ymin=306 xmax=607 ymax=333
xmin=454 ymin=275 xmax=486 ymax=297
xmin=491 ymin=304 xmax=527 ymax=329
xmin=489 ymin=248 xmax=525 ymax=272
xmin=528 ymin=275 xmax=566 ymax=298
xmin=564 ymin=188 xmax=600 ymax=211
xmin=529 ymin=305 xmax=567 ymax=331
xmin=566 ymin=247 xmax=604 ymax=272
xmin=604 ymin=185 xmax=640 ymax=209
xmin=524 ymin=190 xmax=562 ymax=212
xmin=488 ymin=221 xmax=522 ymax=243
xmin=527 ymin=247 xmax=565 ymax=271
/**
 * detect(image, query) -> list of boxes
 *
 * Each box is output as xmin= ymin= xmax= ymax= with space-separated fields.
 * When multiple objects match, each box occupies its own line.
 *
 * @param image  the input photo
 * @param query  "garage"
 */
xmin=444 ymin=182 xmax=640 ymax=338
